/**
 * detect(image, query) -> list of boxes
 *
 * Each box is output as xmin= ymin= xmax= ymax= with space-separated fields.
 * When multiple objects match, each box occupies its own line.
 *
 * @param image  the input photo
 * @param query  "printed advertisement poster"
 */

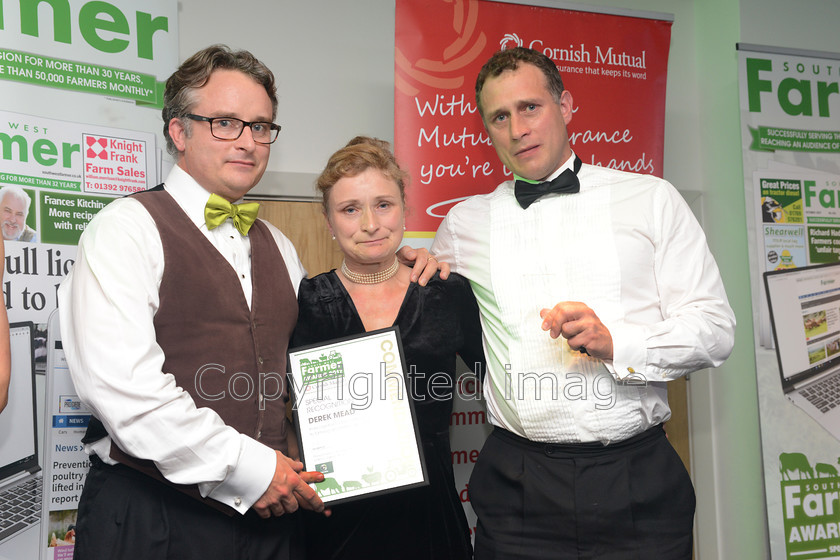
xmin=0 ymin=2 xmax=178 ymax=558
xmin=395 ymin=0 xmax=672 ymax=235
xmin=738 ymin=44 xmax=840 ymax=560
xmin=2 ymin=110 xmax=155 ymax=326
xmin=42 ymin=310 xmax=89 ymax=560
xmin=396 ymin=0 xmax=673 ymax=540
xmin=0 ymin=1 xmax=177 ymax=130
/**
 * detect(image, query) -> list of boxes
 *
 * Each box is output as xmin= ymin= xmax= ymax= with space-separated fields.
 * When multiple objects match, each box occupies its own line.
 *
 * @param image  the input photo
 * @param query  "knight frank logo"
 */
xmin=300 ymin=351 xmax=345 ymax=385
xmin=85 ymin=136 xmax=109 ymax=160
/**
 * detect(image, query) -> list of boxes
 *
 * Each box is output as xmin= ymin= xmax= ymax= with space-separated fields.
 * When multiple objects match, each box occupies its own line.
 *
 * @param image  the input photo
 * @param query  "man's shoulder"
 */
xmin=580 ymin=163 xmax=672 ymax=192
xmin=448 ymin=181 xmax=511 ymax=216
xmin=128 ymin=184 xmax=166 ymax=202
xmin=93 ymin=193 xmax=149 ymax=219
xmin=80 ymin=195 xmax=154 ymax=244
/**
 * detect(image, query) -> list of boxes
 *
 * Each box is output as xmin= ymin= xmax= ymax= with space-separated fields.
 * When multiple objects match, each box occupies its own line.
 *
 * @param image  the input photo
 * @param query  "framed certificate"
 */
xmin=287 ymin=327 xmax=428 ymax=505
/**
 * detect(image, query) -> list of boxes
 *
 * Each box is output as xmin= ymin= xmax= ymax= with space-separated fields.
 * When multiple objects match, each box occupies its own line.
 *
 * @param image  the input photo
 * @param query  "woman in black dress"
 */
xmin=292 ymin=136 xmax=484 ymax=560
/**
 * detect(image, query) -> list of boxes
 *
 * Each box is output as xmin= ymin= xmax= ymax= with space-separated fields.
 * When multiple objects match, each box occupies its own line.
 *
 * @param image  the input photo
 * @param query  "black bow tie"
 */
xmin=514 ymin=156 xmax=583 ymax=209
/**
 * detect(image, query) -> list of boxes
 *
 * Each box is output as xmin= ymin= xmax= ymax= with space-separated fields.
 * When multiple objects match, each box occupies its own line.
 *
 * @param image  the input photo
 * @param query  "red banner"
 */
xmin=395 ymin=0 xmax=672 ymax=233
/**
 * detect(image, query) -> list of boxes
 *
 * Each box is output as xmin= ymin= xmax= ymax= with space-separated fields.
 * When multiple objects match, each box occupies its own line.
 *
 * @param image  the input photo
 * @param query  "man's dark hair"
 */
xmin=475 ymin=47 xmax=565 ymax=118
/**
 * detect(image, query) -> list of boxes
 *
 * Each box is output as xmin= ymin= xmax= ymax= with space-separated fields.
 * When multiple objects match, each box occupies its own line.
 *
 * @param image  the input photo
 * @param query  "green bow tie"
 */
xmin=204 ymin=193 xmax=260 ymax=236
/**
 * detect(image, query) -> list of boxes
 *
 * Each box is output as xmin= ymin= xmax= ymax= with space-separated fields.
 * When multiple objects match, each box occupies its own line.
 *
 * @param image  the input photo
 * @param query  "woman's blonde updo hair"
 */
xmin=316 ymin=136 xmax=408 ymax=212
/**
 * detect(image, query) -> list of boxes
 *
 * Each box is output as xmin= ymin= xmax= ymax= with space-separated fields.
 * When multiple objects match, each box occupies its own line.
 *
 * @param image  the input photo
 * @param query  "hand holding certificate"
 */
xmin=287 ymin=327 xmax=428 ymax=505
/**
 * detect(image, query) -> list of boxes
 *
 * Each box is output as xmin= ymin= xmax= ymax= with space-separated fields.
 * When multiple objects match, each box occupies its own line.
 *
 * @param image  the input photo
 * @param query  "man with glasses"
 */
xmin=59 ymin=45 xmax=441 ymax=560
xmin=59 ymin=44 xmax=319 ymax=560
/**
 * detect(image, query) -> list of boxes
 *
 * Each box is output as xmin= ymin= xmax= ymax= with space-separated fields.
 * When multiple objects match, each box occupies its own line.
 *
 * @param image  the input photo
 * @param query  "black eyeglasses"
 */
xmin=185 ymin=114 xmax=281 ymax=144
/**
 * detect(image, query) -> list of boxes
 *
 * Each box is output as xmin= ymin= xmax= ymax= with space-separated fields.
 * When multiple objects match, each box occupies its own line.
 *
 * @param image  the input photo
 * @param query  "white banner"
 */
xmin=0 ymin=2 xmax=178 ymax=558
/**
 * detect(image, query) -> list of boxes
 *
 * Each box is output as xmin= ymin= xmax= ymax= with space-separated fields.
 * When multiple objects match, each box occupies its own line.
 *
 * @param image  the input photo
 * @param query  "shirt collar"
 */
xmin=512 ymin=151 xmax=577 ymax=184
xmin=163 ymin=164 xmax=245 ymax=231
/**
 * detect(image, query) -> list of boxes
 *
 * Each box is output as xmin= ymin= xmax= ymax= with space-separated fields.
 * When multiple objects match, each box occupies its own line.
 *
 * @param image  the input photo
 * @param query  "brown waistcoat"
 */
xmin=109 ymin=187 xmax=298 ymax=510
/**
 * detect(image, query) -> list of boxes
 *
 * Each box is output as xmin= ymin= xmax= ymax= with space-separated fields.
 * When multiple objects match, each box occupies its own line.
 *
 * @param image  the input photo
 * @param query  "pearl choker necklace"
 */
xmin=341 ymin=257 xmax=400 ymax=284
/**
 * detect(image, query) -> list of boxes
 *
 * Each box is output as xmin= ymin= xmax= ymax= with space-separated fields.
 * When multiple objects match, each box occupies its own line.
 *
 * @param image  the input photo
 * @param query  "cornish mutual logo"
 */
xmin=300 ymin=351 xmax=345 ymax=384
xmin=499 ymin=33 xmax=523 ymax=50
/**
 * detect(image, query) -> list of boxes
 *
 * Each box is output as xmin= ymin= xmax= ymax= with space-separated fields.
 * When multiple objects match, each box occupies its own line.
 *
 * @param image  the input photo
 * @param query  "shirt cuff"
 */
xmin=202 ymin=435 xmax=277 ymax=514
xmin=606 ymin=322 xmax=648 ymax=382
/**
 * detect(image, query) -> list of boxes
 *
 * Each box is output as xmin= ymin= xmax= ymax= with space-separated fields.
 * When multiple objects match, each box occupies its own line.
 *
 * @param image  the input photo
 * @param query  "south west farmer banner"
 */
xmin=1 ymin=109 xmax=155 ymax=324
xmin=738 ymin=45 xmax=840 ymax=560
xmin=0 ymin=2 xmax=177 ymax=559
xmin=395 ymin=0 xmax=672 ymax=235
xmin=0 ymin=1 xmax=177 ymax=321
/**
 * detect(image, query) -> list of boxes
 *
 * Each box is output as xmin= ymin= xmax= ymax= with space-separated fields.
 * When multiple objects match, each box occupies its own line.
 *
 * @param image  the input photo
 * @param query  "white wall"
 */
xmin=740 ymin=0 xmax=840 ymax=55
xmin=178 ymin=0 xmax=397 ymax=198
xmin=177 ymin=1 xmax=840 ymax=557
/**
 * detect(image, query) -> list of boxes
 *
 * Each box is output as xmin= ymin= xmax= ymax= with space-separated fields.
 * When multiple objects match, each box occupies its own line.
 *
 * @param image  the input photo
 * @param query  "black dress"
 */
xmin=291 ymin=271 xmax=484 ymax=560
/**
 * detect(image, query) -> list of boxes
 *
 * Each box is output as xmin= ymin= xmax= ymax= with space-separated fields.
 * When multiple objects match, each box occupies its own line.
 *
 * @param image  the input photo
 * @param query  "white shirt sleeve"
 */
xmin=607 ymin=183 xmax=736 ymax=381
xmin=58 ymin=197 xmax=277 ymax=514
xmin=430 ymin=215 xmax=457 ymax=272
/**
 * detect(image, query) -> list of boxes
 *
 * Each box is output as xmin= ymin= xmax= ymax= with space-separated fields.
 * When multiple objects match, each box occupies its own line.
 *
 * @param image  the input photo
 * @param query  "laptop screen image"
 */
xmin=765 ymin=263 xmax=840 ymax=392
xmin=0 ymin=322 xmax=37 ymax=484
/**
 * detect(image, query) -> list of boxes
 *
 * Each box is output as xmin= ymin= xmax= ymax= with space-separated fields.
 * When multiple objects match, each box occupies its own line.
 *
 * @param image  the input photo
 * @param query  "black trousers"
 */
xmin=470 ymin=425 xmax=695 ymax=560
xmin=73 ymin=456 xmax=300 ymax=560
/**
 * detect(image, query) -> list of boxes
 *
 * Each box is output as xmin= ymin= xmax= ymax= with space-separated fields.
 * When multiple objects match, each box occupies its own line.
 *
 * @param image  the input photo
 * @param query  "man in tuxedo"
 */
xmin=432 ymin=47 xmax=736 ymax=559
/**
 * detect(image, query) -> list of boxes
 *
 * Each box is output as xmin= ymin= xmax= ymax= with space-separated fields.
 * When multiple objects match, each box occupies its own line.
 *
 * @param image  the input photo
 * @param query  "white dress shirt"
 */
xmin=431 ymin=153 xmax=736 ymax=444
xmin=58 ymin=164 xmax=306 ymax=514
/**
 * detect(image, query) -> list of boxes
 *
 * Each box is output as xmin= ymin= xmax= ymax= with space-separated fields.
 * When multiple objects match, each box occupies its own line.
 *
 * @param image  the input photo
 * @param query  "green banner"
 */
xmin=0 ymin=48 xmax=162 ymax=107
xmin=807 ymin=226 xmax=840 ymax=263
xmin=751 ymin=126 xmax=840 ymax=153
xmin=0 ymin=172 xmax=80 ymax=192
xmin=781 ymin=453 xmax=840 ymax=560
xmin=39 ymin=191 xmax=111 ymax=245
